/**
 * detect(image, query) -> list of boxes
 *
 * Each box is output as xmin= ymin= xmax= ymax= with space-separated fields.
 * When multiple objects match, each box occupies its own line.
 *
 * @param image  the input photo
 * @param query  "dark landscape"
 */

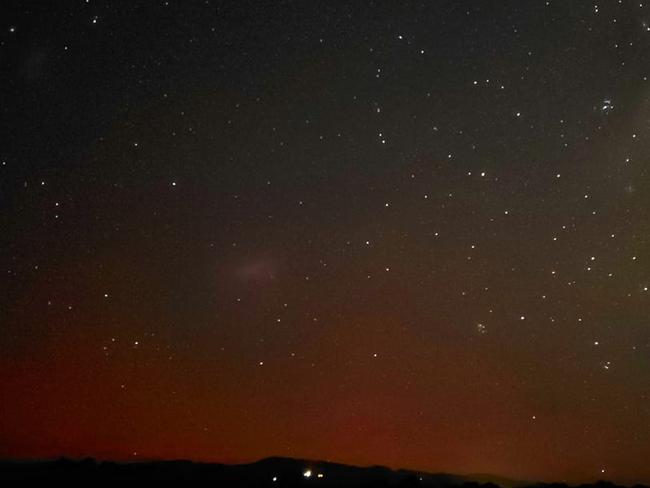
xmin=2 ymin=457 xmax=648 ymax=488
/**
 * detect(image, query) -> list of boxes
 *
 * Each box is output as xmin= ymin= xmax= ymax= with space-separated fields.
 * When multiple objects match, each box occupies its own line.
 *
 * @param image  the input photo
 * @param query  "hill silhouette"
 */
xmin=1 ymin=457 xmax=648 ymax=488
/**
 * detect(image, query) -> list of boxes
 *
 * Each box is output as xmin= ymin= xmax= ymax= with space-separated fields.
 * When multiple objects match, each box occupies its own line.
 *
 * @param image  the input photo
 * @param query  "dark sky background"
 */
xmin=2 ymin=0 xmax=650 ymax=484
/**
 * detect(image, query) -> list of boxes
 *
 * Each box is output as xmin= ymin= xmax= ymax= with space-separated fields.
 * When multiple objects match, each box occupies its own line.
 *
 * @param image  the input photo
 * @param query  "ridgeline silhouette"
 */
xmin=1 ymin=457 xmax=648 ymax=488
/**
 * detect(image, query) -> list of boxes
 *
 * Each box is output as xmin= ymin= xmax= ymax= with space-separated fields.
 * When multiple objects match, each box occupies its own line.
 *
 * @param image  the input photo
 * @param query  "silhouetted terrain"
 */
xmin=0 ymin=457 xmax=648 ymax=488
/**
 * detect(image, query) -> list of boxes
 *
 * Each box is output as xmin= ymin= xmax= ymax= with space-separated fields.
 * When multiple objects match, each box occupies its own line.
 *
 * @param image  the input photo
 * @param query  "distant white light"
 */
xmin=601 ymin=98 xmax=614 ymax=113
xmin=303 ymin=469 xmax=312 ymax=478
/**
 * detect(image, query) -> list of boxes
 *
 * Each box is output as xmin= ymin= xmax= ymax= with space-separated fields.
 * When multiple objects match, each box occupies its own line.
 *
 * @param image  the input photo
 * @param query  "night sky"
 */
xmin=2 ymin=0 xmax=650 ymax=484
